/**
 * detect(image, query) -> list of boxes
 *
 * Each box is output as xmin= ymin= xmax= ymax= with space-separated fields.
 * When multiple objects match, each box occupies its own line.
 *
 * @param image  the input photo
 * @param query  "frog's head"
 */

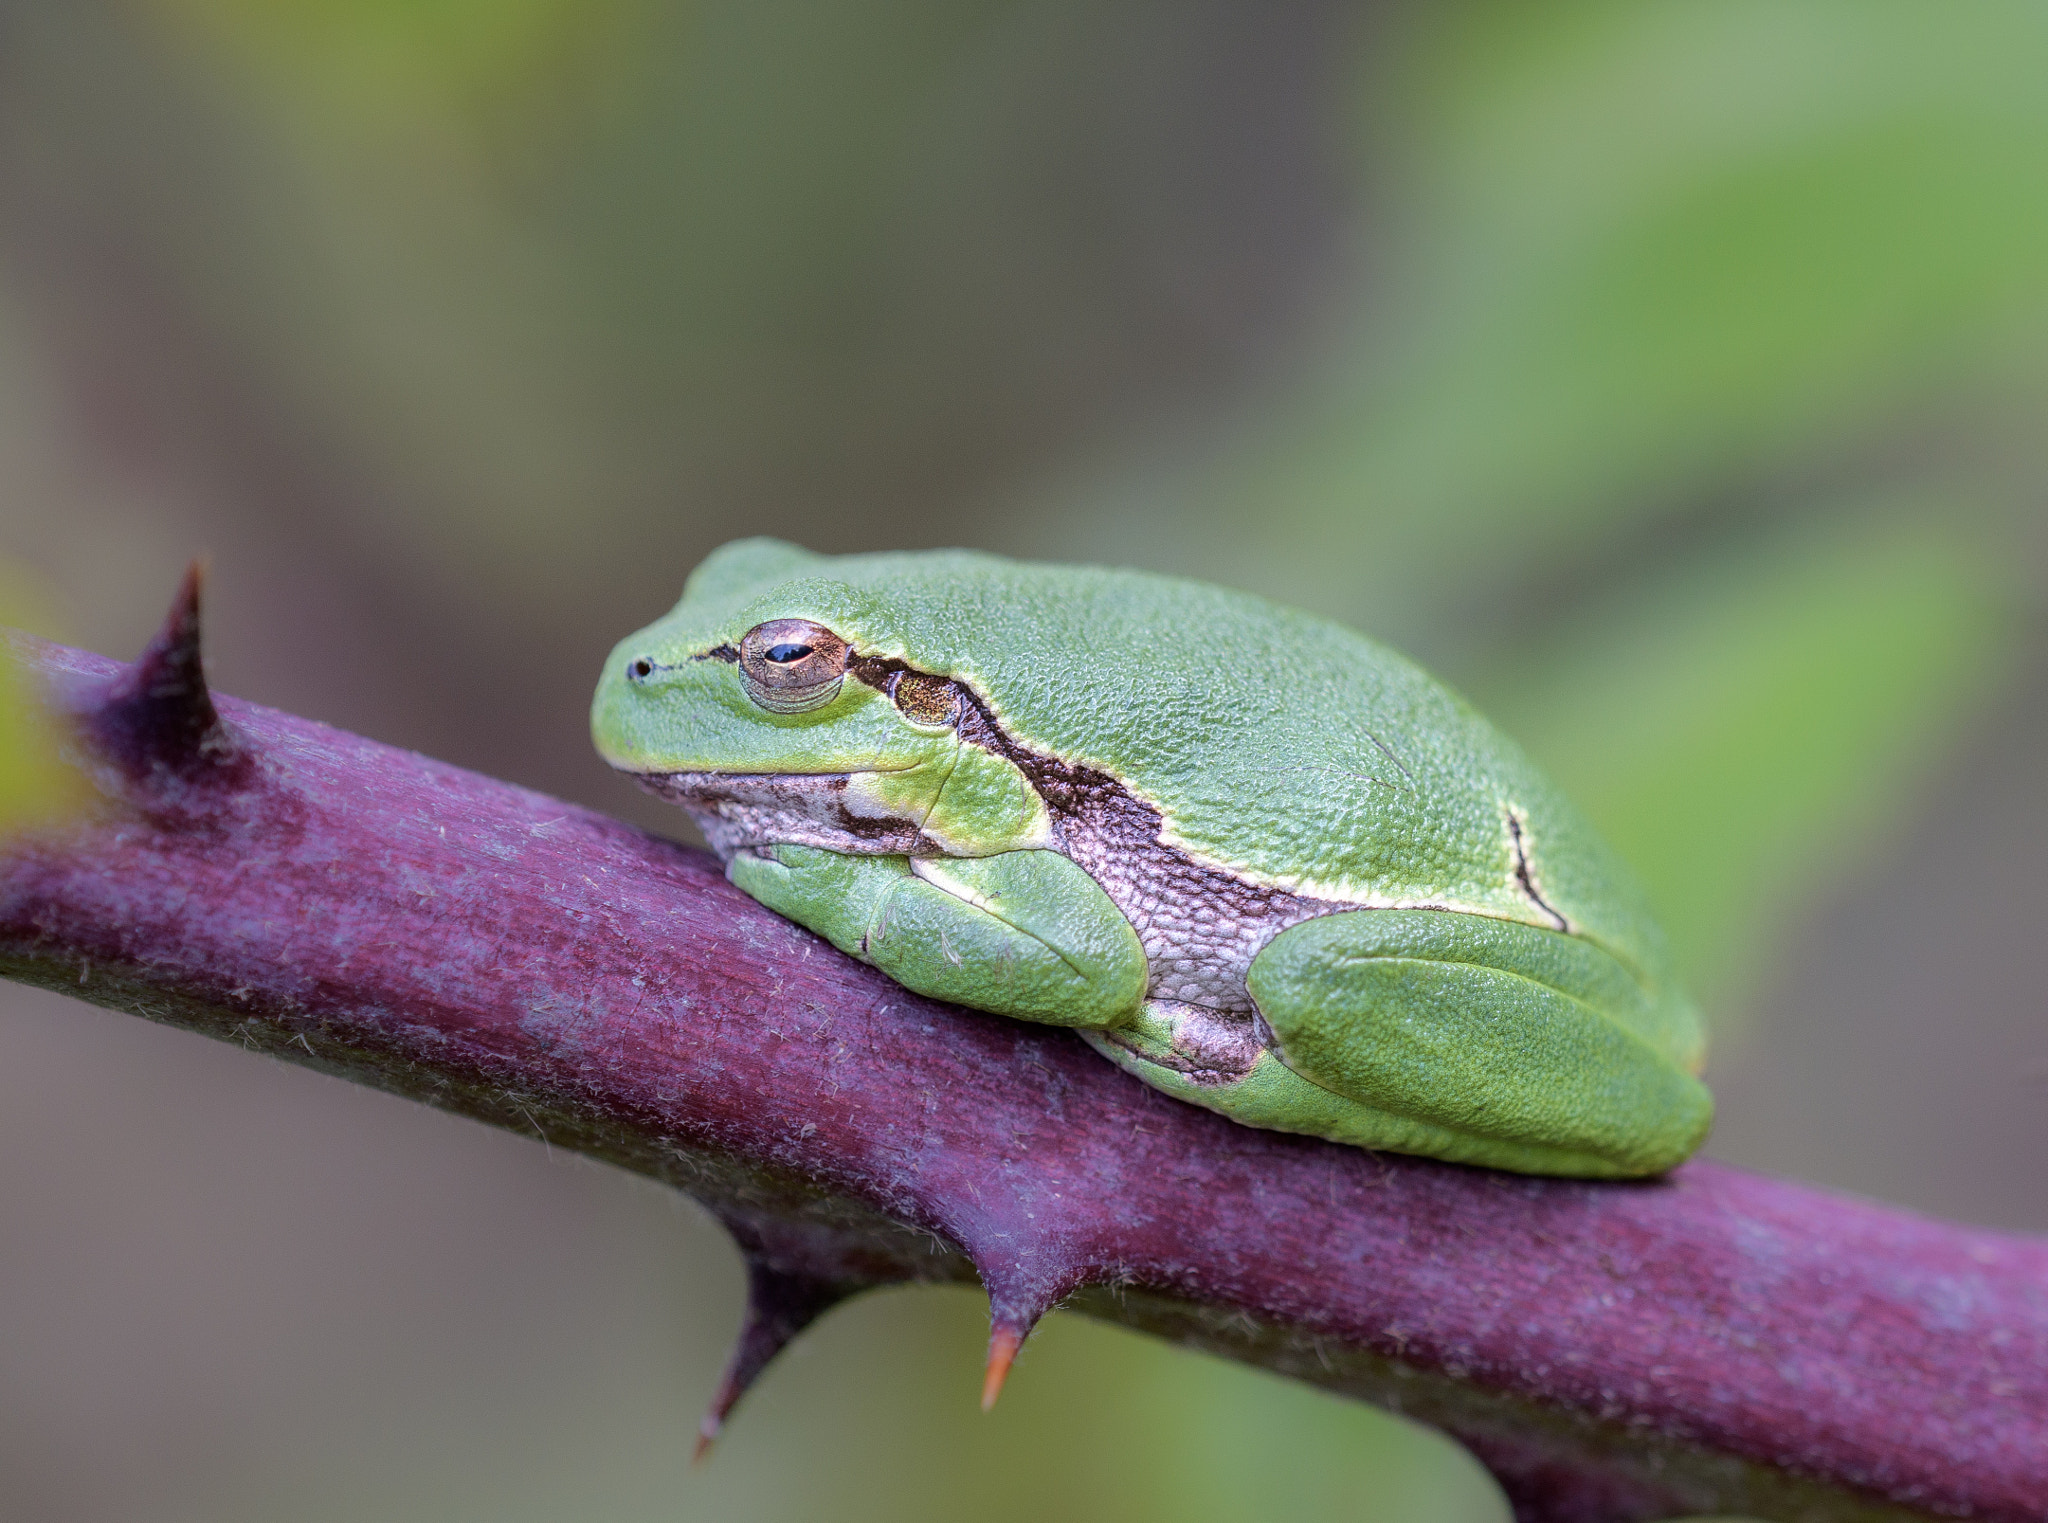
xmin=591 ymin=538 xmax=1048 ymax=858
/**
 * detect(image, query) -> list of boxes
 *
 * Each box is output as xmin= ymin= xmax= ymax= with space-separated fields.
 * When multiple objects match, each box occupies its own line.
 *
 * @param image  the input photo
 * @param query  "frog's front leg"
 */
xmin=1246 ymin=909 xmax=1713 ymax=1178
xmin=729 ymin=844 xmax=1148 ymax=1028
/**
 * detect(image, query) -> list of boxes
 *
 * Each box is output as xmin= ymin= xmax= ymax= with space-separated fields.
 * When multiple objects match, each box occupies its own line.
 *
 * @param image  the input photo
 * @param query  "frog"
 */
xmin=590 ymin=538 xmax=1712 ymax=1178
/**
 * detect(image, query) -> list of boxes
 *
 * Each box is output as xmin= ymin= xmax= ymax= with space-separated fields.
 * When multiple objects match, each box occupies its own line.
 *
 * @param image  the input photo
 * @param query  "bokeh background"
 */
xmin=1 ymin=2 xmax=2044 ymax=1520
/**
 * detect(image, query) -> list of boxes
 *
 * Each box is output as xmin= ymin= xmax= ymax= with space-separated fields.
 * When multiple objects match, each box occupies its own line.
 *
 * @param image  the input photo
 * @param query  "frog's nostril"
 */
xmin=627 ymin=657 xmax=655 ymax=683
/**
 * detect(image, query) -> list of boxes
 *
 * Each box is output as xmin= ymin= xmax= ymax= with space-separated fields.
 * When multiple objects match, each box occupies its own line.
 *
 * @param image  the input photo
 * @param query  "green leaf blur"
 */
xmin=1478 ymin=513 xmax=2011 ymax=1021
xmin=0 ymin=568 xmax=81 ymax=837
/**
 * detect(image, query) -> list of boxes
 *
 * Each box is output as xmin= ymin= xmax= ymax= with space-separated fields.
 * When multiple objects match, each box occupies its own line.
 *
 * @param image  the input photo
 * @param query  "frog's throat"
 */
xmin=632 ymin=768 xmax=957 ymax=859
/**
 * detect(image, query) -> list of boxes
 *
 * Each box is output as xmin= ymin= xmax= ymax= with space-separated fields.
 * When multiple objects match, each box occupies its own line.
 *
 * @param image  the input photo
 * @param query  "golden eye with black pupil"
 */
xmin=737 ymin=618 xmax=850 ymax=714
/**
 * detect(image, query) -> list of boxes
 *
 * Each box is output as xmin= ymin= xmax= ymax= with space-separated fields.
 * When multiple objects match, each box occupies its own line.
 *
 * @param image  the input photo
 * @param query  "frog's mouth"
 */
xmin=628 ymin=767 xmax=940 ymax=859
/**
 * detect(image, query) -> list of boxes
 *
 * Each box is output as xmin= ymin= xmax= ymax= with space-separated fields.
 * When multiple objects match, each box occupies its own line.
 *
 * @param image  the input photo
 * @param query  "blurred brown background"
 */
xmin=0 ymin=2 xmax=2043 ymax=1519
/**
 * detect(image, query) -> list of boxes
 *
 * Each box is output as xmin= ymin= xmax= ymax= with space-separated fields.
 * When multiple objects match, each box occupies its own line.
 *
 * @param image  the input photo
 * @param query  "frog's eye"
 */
xmin=737 ymin=618 xmax=850 ymax=714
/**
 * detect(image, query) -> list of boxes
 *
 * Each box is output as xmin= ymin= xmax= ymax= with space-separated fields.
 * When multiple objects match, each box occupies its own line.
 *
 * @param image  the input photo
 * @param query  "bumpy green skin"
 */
xmin=591 ymin=539 xmax=1712 ymax=1177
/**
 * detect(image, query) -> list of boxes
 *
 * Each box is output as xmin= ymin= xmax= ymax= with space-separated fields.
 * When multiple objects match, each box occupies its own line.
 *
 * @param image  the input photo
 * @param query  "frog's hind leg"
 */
xmin=1243 ymin=909 xmax=1712 ymax=1177
xmin=729 ymin=843 xmax=1147 ymax=1028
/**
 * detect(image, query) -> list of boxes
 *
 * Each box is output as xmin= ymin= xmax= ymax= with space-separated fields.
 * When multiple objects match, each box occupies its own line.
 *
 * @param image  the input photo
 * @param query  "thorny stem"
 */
xmin=0 ymin=571 xmax=2043 ymax=1523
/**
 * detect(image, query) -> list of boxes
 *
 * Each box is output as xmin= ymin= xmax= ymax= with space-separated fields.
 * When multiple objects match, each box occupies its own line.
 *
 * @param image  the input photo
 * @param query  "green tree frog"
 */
xmin=591 ymin=540 xmax=1711 ymax=1177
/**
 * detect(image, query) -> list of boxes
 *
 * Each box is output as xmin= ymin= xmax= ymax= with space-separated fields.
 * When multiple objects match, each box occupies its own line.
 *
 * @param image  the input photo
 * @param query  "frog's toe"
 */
xmin=1088 ymin=1000 xmax=1264 ymax=1086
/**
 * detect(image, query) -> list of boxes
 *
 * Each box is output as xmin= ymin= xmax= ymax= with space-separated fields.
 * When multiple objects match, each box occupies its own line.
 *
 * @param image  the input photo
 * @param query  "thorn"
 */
xmin=694 ymin=1258 xmax=856 ymax=1462
xmin=968 ymin=1247 xmax=1092 ymax=1413
xmin=982 ymin=1321 xmax=1025 ymax=1412
xmin=89 ymin=558 xmax=246 ymax=786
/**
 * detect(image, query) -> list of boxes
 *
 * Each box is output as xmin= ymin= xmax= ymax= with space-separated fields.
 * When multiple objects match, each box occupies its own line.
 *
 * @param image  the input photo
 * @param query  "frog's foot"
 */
xmin=1085 ymin=1001 xmax=1265 ymax=1086
xmin=730 ymin=843 xmax=1147 ymax=1029
xmin=1083 ymin=1002 xmax=1472 ymax=1163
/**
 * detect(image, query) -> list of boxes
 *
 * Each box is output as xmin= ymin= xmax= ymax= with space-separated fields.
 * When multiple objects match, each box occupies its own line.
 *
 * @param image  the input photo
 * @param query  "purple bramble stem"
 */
xmin=0 ymin=571 xmax=2042 ymax=1523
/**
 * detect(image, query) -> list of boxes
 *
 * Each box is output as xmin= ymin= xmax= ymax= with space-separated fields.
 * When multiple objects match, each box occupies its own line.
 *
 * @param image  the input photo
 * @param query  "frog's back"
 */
xmin=693 ymin=542 xmax=1680 ymax=996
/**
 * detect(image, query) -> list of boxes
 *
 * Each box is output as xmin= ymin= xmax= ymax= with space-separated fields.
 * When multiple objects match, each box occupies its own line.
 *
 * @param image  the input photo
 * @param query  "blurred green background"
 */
xmin=1 ymin=2 xmax=2043 ymax=1519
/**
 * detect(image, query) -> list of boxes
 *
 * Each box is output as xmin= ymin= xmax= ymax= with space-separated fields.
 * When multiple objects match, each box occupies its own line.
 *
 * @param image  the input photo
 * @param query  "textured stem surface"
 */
xmin=2 ymin=584 xmax=2043 ymax=1523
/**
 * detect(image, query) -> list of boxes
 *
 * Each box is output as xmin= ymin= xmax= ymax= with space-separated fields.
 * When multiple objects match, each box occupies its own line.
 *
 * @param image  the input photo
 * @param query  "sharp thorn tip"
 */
xmin=691 ymin=1256 xmax=862 ymax=1455
xmin=982 ymin=1324 xmax=1024 ymax=1412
